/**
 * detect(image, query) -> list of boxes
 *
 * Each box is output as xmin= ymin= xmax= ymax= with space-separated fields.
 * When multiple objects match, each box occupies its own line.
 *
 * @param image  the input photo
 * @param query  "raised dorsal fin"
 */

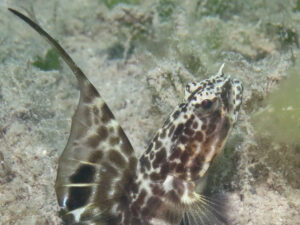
xmin=9 ymin=8 xmax=137 ymax=224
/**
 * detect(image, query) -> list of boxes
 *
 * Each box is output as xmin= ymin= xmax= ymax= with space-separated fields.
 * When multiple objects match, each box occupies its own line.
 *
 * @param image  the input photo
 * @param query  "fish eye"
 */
xmin=201 ymin=99 xmax=212 ymax=109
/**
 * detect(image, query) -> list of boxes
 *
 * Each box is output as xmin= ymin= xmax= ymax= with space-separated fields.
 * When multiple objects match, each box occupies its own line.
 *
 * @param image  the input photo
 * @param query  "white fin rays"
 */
xmin=182 ymin=194 xmax=228 ymax=225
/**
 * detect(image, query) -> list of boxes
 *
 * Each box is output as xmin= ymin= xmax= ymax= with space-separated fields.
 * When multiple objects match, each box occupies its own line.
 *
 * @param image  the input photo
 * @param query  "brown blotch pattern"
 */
xmin=190 ymin=154 xmax=204 ymax=180
xmin=141 ymin=196 xmax=162 ymax=217
xmin=140 ymin=155 xmax=151 ymax=171
xmin=93 ymin=106 xmax=99 ymax=115
xmin=109 ymin=136 xmax=120 ymax=145
xmin=151 ymin=184 xmax=165 ymax=196
xmin=184 ymin=126 xmax=194 ymax=136
xmin=86 ymin=134 xmax=101 ymax=148
xmin=169 ymin=147 xmax=182 ymax=160
xmin=160 ymin=162 xmax=169 ymax=179
xmin=118 ymin=127 xmax=134 ymax=156
xmin=206 ymin=110 xmax=221 ymax=135
xmin=83 ymin=107 xmax=92 ymax=127
xmin=206 ymin=122 xmax=217 ymax=135
xmin=94 ymin=117 xmax=100 ymax=124
xmin=172 ymin=110 xmax=181 ymax=120
xmin=166 ymin=190 xmax=180 ymax=203
xmin=129 ymin=157 xmax=138 ymax=172
xmin=172 ymin=178 xmax=185 ymax=196
xmin=175 ymin=163 xmax=185 ymax=174
xmin=94 ymin=173 xmax=113 ymax=208
xmin=180 ymin=150 xmax=190 ymax=165
xmin=131 ymin=189 xmax=147 ymax=216
xmin=101 ymin=103 xmax=114 ymax=123
xmin=152 ymin=147 xmax=166 ymax=169
xmin=97 ymin=126 xmax=108 ymax=141
xmin=83 ymin=83 xmax=99 ymax=103
xmin=172 ymin=123 xmax=184 ymax=141
xmin=159 ymin=128 xmax=166 ymax=139
xmin=194 ymin=131 xmax=203 ymax=142
xmin=180 ymin=135 xmax=188 ymax=144
xmin=154 ymin=140 xmax=162 ymax=150
xmin=145 ymin=143 xmax=153 ymax=155
xmin=89 ymin=150 xmax=103 ymax=163
xmin=168 ymin=162 xmax=177 ymax=171
xmin=150 ymin=172 xmax=161 ymax=181
xmin=149 ymin=151 xmax=155 ymax=160
xmin=109 ymin=149 xmax=126 ymax=168
xmin=168 ymin=125 xmax=175 ymax=137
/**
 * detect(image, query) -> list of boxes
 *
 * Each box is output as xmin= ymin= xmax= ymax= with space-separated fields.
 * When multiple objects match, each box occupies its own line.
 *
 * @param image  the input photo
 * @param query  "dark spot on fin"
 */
xmin=70 ymin=165 xmax=95 ymax=183
xmin=67 ymin=187 xmax=91 ymax=211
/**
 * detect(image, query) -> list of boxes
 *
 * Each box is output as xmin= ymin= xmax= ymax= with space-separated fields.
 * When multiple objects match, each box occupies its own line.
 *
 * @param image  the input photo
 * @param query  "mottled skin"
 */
xmin=127 ymin=65 xmax=242 ymax=225
xmin=10 ymin=9 xmax=243 ymax=225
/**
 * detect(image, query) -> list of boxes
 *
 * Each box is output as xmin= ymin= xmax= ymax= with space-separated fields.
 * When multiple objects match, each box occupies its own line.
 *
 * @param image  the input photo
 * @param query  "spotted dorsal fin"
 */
xmin=9 ymin=9 xmax=137 ymax=224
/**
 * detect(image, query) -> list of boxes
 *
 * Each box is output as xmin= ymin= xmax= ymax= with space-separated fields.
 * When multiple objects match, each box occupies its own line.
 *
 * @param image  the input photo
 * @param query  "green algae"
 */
xmin=107 ymin=42 xmax=125 ymax=59
xmin=197 ymin=0 xmax=244 ymax=19
xmin=252 ymin=59 xmax=300 ymax=144
xmin=102 ymin=0 xmax=141 ymax=9
xmin=203 ymin=23 xmax=223 ymax=51
xmin=32 ymin=48 xmax=60 ymax=71
xmin=293 ymin=0 xmax=300 ymax=12
xmin=250 ymin=57 xmax=300 ymax=188
xmin=179 ymin=53 xmax=203 ymax=75
xmin=156 ymin=0 xmax=176 ymax=22
xmin=265 ymin=23 xmax=299 ymax=48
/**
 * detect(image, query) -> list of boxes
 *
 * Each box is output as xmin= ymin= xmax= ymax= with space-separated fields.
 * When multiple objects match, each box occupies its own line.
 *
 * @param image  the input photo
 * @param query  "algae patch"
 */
xmin=102 ymin=0 xmax=141 ymax=9
xmin=32 ymin=48 xmax=60 ymax=71
xmin=253 ymin=61 xmax=300 ymax=144
xmin=156 ymin=0 xmax=175 ymax=22
xmin=251 ymin=58 xmax=300 ymax=188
